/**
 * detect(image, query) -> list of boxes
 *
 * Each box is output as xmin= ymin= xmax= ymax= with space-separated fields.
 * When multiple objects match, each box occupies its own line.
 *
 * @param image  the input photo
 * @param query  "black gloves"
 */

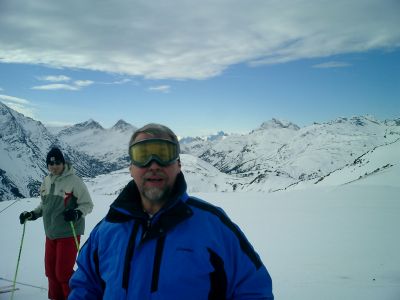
xmin=19 ymin=211 xmax=36 ymax=224
xmin=63 ymin=209 xmax=83 ymax=222
xmin=20 ymin=209 xmax=82 ymax=223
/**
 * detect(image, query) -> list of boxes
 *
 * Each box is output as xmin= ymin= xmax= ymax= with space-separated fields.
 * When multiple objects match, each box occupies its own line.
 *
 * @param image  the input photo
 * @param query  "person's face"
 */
xmin=48 ymin=161 xmax=64 ymax=176
xmin=129 ymin=133 xmax=181 ymax=210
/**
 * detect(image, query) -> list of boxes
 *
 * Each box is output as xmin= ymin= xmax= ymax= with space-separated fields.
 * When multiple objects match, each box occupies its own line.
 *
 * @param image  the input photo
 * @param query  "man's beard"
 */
xmin=142 ymin=185 xmax=171 ymax=206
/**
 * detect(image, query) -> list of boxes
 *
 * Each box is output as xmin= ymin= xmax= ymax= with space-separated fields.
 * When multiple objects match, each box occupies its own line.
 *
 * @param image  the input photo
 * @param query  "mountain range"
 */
xmin=0 ymin=102 xmax=121 ymax=200
xmin=1 ymin=100 xmax=399 ymax=201
xmin=181 ymin=116 xmax=400 ymax=192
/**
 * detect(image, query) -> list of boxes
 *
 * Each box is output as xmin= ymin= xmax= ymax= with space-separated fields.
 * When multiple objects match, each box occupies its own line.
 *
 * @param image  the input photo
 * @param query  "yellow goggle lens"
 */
xmin=129 ymin=139 xmax=179 ymax=167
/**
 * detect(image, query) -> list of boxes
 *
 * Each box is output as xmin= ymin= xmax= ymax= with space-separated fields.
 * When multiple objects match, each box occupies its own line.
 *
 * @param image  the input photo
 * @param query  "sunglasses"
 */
xmin=48 ymin=161 xmax=63 ymax=166
xmin=129 ymin=138 xmax=179 ymax=167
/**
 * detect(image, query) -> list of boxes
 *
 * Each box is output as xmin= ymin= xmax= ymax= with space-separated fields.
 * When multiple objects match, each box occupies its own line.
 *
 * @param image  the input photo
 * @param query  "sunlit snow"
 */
xmin=1 ymin=157 xmax=399 ymax=299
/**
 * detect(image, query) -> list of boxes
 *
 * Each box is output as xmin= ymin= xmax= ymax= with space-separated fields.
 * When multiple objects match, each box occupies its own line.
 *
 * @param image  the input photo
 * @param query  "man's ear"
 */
xmin=178 ymin=159 xmax=181 ymax=168
xmin=129 ymin=164 xmax=134 ymax=178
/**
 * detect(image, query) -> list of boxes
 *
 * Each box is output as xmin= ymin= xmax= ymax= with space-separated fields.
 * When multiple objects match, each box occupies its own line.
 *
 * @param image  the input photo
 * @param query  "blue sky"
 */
xmin=0 ymin=0 xmax=399 ymax=137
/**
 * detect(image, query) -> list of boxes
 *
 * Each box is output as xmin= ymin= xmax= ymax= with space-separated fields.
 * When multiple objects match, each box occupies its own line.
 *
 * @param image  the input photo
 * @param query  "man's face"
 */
xmin=48 ymin=161 xmax=64 ymax=176
xmin=129 ymin=133 xmax=181 ymax=208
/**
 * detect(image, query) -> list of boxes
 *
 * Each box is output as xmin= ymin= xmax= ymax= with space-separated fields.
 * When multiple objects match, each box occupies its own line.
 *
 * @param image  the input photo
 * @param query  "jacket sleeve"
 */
xmin=32 ymin=180 xmax=46 ymax=218
xmin=69 ymin=223 xmax=104 ymax=299
xmin=73 ymin=176 xmax=94 ymax=216
xmin=219 ymin=216 xmax=274 ymax=299
xmin=231 ymin=254 xmax=274 ymax=300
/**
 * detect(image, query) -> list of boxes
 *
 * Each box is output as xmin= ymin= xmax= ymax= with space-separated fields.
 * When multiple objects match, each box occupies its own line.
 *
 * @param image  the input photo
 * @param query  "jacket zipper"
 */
xmin=151 ymin=235 xmax=166 ymax=292
xmin=141 ymin=218 xmax=152 ymax=240
xmin=123 ymin=217 xmax=166 ymax=294
xmin=142 ymin=217 xmax=166 ymax=292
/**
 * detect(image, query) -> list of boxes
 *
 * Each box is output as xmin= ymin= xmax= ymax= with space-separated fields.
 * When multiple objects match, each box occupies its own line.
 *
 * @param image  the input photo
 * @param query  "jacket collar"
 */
xmin=48 ymin=163 xmax=74 ymax=183
xmin=106 ymin=172 xmax=190 ymax=224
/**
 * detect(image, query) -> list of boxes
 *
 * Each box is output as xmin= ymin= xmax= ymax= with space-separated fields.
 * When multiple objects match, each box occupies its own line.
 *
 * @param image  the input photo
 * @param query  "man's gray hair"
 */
xmin=129 ymin=123 xmax=180 ymax=152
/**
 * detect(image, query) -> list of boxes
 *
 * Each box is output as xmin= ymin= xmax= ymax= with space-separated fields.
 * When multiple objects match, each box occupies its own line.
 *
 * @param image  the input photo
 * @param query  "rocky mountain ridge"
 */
xmin=180 ymin=115 xmax=400 ymax=192
xmin=1 ymin=101 xmax=399 ymax=200
xmin=0 ymin=102 xmax=118 ymax=200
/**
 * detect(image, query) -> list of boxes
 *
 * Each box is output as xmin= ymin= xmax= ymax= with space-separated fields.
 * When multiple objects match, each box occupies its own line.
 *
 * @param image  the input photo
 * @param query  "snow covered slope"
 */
xmin=1 ymin=149 xmax=399 ymax=300
xmin=83 ymin=153 xmax=241 ymax=195
xmin=284 ymin=137 xmax=400 ymax=190
xmin=182 ymin=116 xmax=400 ymax=191
xmin=2 ymin=100 xmax=400 ymax=200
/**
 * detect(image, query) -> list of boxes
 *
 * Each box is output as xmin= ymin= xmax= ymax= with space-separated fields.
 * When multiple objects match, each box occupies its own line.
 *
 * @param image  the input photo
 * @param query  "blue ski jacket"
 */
xmin=69 ymin=173 xmax=273 ymax=299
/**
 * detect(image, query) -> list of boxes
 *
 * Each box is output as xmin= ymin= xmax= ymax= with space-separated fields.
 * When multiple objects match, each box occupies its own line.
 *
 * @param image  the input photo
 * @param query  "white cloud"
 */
xmin=96 ymin=78 xmax=133 ymax=85
xmin=0 ymin=94 xmax=30 ymax=105
xmin=37 ymin=75 xmax=71 ymax=82
xmin=312 ymin=61 xmax=352 ymax=68
xmin=32 ymin=77 xmax=94 ymax=90
xmin=31 ymin=84 xmax=79 ymax=91
xmin=148 ymin=85 xmax=171 ymax=93
xmin=74 ymin=80 xmax=94 ymax=87
xmin=32 ymin=79 xmax=95 ymax=91
xmin=0 ymin=1 xmax=399 ymax=80
xmin=44 ymin=120 xmax=75 ymax=127
xmin=0 ymin=94 xmax=35 ymax=118
xmin=105 ymin=79 xmax=132 ymax=85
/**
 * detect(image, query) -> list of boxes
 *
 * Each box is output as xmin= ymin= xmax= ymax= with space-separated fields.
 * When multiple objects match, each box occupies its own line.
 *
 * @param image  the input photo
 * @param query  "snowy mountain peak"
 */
xmin=80 ymin=119 xmax=104 ymax=130
xmin=2 ymin=99 xmax=400 ymax=201
xmin=179 ymin=131 xmax=228 ymax=145
xmin=0 ymin=103 xmax=115 ymax=200
xmin=207 ymin=131 xmax=228 ymax=141
xmin=385 ymin=118 xmax=400 ymax=126
xmin=330 ymin=115 xmax=381 ymax=126
xmin=258 ymin=118 xmax=300 ymax=131
xmin=179 ymin=136 xmax=204 ymax=144
xmin=0 ymin=100 xmax=8 ymax=111
xmin=0 ymin=101 xmax=27 ymax=123
xmin=111 ymin=119 xmax=135 ymax=132
xmin=58 ymin=119 xmax=104 ymax=136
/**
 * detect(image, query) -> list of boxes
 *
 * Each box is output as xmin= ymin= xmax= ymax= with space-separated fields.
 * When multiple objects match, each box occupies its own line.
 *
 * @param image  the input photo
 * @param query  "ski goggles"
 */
xmin=129 ymin=138 xmax=179 ymax=167
xmin=48 ymin=160 xmax=63 ymax=166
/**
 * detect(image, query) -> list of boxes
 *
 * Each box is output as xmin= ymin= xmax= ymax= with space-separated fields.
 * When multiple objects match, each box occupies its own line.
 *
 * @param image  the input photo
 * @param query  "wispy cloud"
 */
xmin=31 ymin=84 xmax=79 ymax=91
xmin=100 ymin=78 xmax=132 ymax=85
xmin=37 ymin=75 xmax=71 ymax=82
xmin=312 ymin=61 xmax=352 ymax=69
xmin=0 ymin=1 xmax=399 ymax=79
xmin=44 ymin=120 xmax=75 ymax=127
xmin=148 ymin=85 xmax=171 ymax=93
xmin=32 ymin=77 xmax=94 ymax=91
xmin=0 ymin=94 xmax=35 ymax=118
xmin=74 ymin=80 xmax=94 ymax=87
xmin=0 ymin=94 xmax=30 ymax=105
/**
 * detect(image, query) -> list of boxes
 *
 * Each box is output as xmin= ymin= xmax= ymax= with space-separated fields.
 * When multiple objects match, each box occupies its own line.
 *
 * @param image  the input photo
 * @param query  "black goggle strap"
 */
xmin=48 ymin=161 xmax=63 ymax=166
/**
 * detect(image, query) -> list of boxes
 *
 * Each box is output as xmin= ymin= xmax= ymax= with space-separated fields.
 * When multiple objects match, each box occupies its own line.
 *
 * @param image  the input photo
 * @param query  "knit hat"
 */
xmin=46 ymin=147 xmax=65 ymax=165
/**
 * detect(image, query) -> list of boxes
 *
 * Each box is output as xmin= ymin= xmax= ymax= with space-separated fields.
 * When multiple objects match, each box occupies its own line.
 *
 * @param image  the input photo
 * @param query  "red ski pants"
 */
xmin=45 ymin=236 xmax=80 ymax=300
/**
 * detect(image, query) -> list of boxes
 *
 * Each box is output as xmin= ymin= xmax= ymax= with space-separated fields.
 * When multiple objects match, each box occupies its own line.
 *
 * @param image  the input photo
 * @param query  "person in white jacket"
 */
xmin=19 ymin=147 xmax=93 ymax=300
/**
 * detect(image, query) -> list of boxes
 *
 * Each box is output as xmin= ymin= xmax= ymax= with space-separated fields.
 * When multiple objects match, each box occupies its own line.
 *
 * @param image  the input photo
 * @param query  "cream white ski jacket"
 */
xmin=34 ymin=163 xmax=93 ymax=239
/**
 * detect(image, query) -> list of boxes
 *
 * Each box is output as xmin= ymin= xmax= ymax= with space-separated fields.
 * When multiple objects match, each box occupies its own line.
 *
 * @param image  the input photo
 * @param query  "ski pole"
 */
xmin=63 ymin=193 xmax=79 ymax=251
xmin=11 ymin=221 xmax=26 ymax=300
xmin=70 ymin=221 xmax=80 ymax=251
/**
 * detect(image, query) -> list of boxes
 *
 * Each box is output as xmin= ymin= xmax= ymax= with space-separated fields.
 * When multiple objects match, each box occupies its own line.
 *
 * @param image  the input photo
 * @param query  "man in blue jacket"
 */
xmin=69 ymin=123 xmax=274 ymax=299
